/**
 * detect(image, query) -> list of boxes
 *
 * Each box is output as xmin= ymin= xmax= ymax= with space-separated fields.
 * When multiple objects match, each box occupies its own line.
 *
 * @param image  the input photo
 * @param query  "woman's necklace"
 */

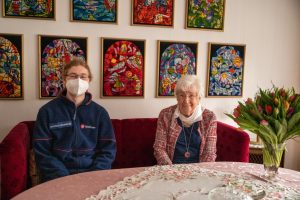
xmin=181 ymin=123 xmax=194 ymax=159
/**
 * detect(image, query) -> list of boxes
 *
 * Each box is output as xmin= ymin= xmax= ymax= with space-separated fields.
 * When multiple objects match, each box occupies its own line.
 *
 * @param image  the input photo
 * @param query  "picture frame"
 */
xmin=0 ymin=33 xmax=23 ymax=99
xmin=39 ymin=35 xmax=88 ymax=99
xmin=248 ymin=131 xmax=260 ymax=145
xmin=101 ymin=37 xmax=145 ymax=98
xmin=206 ymin=42 xmax=246 ymax=97
xmin=3 ymin=0 xmax=55 ymax=20
xmin=185 ymin=0 xmax=225 ymax=31
xmin=157 ymin=40 xmax=198 ymax=97
xmin=132 ymin=0 xmax=174 ymax=27
xmin=70 ymin=0 xmax=117 ymax=23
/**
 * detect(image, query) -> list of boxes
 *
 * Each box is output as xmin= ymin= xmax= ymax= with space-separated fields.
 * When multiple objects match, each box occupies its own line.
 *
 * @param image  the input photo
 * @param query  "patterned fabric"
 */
xmin=153 ymin=105 xmax=217 ymax=165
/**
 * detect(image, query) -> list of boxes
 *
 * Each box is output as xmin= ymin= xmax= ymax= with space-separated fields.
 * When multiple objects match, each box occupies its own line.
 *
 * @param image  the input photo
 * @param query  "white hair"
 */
xmin=175 ymin=75 xmax=204 ymax=97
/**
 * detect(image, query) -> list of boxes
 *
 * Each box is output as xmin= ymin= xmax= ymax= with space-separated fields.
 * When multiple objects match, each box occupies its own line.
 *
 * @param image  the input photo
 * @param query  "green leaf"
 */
xmin=275 ymin=119 xmax=287 ymax=143
xmin=237 ymin=116 xmax=260 ymax=128
xmin=225 ymin=113 xmax=237 ymax=122
xmin=259 ymin=89 xmax=273 ymax=105
xmin=258 ymin=125 xmax=277 ymax=144
xmin=288 ymin=112 xmax=300 ymax=131
xmin=283 ymin=128 xmax=300 ymax=141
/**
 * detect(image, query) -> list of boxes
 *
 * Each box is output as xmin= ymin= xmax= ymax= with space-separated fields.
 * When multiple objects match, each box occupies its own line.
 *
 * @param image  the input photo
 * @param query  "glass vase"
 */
xmin=262 ymin=143 xmax=286 ymax=180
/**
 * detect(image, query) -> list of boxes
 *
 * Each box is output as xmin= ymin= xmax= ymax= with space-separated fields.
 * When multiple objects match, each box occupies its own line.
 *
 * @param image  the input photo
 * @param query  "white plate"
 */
xmin=208 ymin=186 xmax=252 ymax=200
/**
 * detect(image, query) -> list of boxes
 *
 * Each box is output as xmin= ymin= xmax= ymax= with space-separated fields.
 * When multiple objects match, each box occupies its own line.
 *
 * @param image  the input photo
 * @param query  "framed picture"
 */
xmin=3 ymin=0 xmax=55 ymax=20
xmin=157 ymin=40 xmax=198 ymax=97
xmin=185 ymin=0 xmax=225 ymax=31
xmin=0 ymin=33 xmax=23 ymax=99
xmin=39 ymin=35 xmax=87 ymax=99
xmin=132 ymin=0 xmax=174 ymax=27
xmin=101 ymin=38 xmax=145 ymax=98
xmin=206 ymin=43 xmax=246 ymax=97
xmin=71 ymin=0 xmax=117 ymax=23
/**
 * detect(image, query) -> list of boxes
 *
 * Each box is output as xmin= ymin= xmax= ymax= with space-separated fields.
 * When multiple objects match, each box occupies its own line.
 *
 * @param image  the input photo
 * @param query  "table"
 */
xmin=12 ymin=162 xmax=300 ymax=200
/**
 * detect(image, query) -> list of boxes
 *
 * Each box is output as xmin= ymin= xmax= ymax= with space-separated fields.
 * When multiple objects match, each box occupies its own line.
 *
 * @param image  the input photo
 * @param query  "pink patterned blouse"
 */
xmin=153 ymin=105 xmax=217 ymax=165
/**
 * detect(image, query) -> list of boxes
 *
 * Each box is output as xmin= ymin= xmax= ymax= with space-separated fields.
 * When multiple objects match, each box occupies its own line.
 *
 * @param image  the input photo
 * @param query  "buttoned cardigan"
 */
xmin=153 ymin=105 xmax=217 ymax=165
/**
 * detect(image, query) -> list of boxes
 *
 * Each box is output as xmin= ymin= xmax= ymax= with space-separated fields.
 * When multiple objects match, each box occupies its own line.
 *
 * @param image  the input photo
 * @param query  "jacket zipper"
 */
xmin=73 ymin=108 xmax=79 ymax=173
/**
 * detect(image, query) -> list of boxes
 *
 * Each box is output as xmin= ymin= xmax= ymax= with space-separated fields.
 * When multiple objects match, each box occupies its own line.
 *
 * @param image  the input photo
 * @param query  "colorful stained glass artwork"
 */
xmin=40 ymin=36 xmax=87 ymax=98
xmin=72 ymin=0 xmax=117 ymax=22
xmin=4 ymin=0 xmax=55 ymax=19
xmin=0 ymin=34 xmax=23 ymax=99
xmin=158 ymin=42 xmax=197 ymax=97
xmin=186 ymin=0 xmax=225 ymax=30
xmin=102 ymin=39 xmax=144 ymax=97
xmin=132 ymin=0 xmax=174 ymax=26
xmin=207 ymin=44 xmax=245 ymax=97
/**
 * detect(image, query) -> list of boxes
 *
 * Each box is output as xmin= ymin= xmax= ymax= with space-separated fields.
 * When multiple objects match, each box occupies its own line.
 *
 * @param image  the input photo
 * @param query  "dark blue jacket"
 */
xmin=33 ymin=91 xmax=116 ymax=182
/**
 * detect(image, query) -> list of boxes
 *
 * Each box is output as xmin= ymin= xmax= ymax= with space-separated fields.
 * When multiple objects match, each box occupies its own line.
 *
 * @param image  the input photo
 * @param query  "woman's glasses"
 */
xmin=178 ymin=93 xmax=199 ymax=100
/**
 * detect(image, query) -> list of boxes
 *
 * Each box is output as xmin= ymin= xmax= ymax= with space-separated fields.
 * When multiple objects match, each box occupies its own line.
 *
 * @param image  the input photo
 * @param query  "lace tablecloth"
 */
xmin=86 ymin=163 xmax=300 ymax=200
xmin=12 ymin=162 xmax=300 ymax=200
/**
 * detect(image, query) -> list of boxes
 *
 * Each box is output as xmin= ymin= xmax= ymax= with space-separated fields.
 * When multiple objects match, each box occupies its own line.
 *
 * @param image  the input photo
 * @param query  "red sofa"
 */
xmin=0 ymin=119 xmax=250 ymax=200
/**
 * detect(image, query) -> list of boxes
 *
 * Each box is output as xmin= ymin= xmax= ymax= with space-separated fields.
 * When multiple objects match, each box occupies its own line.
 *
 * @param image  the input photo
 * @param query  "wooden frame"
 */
xmin=39 ymin=35 xmax=88 ymax=99
xmin=185 ymin=0 xmax=225 ymax=31
xmin=246 ymin=130 xmax=260 ymax=144
xmin=157 ymin=40 xmax=198 ymax=97
xmin=101 ymin=37 xmax=145 ymax=98
xmin=3 ymin=0 xmax=55 ymax=20
xmin=70 ymin=0 xmax=117 ymax=23
xmin=131 ymin=0 xmax=174 ymax=27
xmin=206 ymin=42 xmax=246 ymax=97
xmin=0 ymin=33 xmax=24 ymax=99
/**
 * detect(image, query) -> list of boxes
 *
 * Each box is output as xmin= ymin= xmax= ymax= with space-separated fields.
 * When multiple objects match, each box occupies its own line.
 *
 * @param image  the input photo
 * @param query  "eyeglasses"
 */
xmin=66 ymin=73 xmax=89 ymax=80
xmin=178 ymin=93 xmax=199 ymax=100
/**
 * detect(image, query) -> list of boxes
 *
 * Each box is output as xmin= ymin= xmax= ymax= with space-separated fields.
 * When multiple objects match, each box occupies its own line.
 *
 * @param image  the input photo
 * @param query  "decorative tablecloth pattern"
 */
xmin=86 ymin=163 xmax=300 ymax=200
xmin=12 ymin=162 xmax=300 ymax=200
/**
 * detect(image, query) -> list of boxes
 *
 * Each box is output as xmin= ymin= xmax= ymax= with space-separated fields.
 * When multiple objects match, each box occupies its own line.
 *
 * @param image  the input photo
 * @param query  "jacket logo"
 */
xmin=80 ymin=124 xmax=96 ymax=129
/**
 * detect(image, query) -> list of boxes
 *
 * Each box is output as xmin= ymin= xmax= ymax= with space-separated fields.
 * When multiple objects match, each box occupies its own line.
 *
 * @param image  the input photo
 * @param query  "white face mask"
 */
xmin=66 ymin=78 xmax=89 ymax=97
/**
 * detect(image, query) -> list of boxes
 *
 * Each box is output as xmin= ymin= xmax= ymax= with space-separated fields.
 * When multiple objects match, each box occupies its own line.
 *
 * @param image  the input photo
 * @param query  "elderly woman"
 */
xmin=153 ymin=75 xmax=217 ymax=165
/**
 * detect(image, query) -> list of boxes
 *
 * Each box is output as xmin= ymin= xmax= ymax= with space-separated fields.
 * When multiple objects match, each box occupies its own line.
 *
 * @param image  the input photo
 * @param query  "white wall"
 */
xmin=1 ymin=0 xmax=300 ymax=170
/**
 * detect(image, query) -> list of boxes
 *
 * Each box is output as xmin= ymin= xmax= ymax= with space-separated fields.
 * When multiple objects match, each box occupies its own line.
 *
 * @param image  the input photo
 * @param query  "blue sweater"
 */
xmin=33 ymin=92 xmax=116 ymax=182
xmin=173 ymin=119 xmax=201 ymax=164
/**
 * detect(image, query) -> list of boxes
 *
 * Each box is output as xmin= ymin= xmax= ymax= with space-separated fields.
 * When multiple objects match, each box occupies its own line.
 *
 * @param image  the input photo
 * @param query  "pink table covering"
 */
xmin=12 ymin=162 xmax=300 ymax=200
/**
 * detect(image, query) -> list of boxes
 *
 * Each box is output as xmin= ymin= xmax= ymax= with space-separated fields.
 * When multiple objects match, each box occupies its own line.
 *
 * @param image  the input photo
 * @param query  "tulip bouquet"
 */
xmin=227 ymin=86 xmax=300 ymax=145
xmin=226 ymin=85 xmax=300 ymax=177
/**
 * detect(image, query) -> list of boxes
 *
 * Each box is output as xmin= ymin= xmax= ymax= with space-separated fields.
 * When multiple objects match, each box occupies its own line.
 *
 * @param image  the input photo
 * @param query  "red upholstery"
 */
xmin=0 ymin=119 xmax=249 ymax=200
xmin=111 ymin=119 xmax=122 ymax=169
xmin=216 ymin=121 xmax=250 ymax=162
xmin=0 ymin=122 xmax=32 ymax=200
xmin=112 ymin=118 xmax=158 ymax=168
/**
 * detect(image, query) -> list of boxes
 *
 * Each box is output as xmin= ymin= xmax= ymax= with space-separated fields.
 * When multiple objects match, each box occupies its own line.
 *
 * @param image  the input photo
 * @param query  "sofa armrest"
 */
xmin=216 ymin=121 xmax=250 ymax=162
xmin=0 ymin=122 xmax=31 ymax=200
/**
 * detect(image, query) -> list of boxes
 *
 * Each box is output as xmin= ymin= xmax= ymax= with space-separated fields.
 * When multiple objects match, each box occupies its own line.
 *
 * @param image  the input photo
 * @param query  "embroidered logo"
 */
xmin=80 ymin=124 xmax=96 ymax=129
